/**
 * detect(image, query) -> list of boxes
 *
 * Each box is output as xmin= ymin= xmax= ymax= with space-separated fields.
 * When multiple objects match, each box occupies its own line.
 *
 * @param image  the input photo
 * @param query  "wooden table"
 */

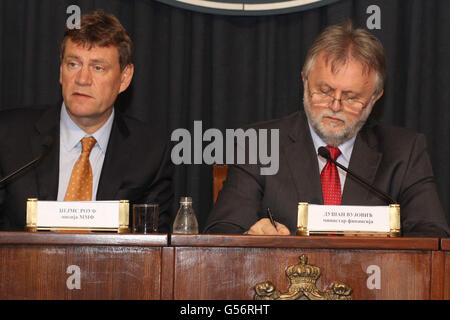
xmin=0 ymin=232 xmax=447 ymax=300
xmin=0 ymin=232 xmax=167 ymax=299
xmin=168 ymin=234 xmax=442 ymax=300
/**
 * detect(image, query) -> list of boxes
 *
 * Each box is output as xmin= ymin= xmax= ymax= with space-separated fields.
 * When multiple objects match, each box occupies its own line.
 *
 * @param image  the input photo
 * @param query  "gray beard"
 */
xmin=302 ymin=92 xmax=372 ymax=147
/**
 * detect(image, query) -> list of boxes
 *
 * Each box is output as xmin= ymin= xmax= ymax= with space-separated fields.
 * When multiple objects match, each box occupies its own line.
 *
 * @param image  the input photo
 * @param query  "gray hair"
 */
xmin=302 ymin=20 xmax=386 ymax=94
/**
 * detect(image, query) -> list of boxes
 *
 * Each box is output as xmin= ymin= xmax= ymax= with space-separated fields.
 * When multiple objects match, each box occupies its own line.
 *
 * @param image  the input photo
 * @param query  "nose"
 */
xmin=329 ymin=92 xmax=343 ymax=112
xmin=75 ymin=65 xmax=92 ymax=86
xmin=329 ymin=99 xmax=343 ymax=112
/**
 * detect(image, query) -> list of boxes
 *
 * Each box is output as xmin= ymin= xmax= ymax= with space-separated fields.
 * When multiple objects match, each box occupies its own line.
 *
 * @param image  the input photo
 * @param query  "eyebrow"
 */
xmin=64 ymin=55 xmax=110 ymax=65
xmin=64 ymin=55 xmax=81 ymax=61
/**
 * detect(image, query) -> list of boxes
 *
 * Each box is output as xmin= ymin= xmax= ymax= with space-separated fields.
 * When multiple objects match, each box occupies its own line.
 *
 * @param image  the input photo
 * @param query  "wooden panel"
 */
xmin=445 ymin=253 xmax=450 ymax=300
xmin=442 ymin=239 xmax=450 ymax=251
xmin=0 ymin=231 xmax=168 ymax=247
xmin=0 ymin=232 xmax=167 ymax=300
xmin=431 ymin=251 xmax=445 ymax=299
xmin=160 ymin=247 xmax=175 ymax=300
xmin=171 ymin=234 xmax=439 ymax=250
xmin=442 ymin=239 xmax=450 ymax=300
xmin=172 ymin=247 xmax=434 ymax=300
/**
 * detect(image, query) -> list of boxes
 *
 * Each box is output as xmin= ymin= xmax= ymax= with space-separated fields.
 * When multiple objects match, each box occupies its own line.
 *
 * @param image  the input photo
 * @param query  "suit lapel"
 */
xmin=96 ymin=111 xmax=132 ymax=200
xmin=284 ymin=112 xmax=323 ymax=205
xmin=31 ymin=106 xmax=60 ymax=200
xmin=341 ymin=121 xmax=382 ymax=204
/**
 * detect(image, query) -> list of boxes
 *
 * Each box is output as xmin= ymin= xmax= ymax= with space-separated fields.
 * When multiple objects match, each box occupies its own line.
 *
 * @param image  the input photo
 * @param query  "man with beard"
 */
xmin=204 ymin=21 xmax=449 ymax=237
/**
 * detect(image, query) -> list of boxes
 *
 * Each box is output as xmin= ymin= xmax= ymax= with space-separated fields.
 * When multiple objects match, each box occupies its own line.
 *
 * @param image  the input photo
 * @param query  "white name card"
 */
xmin=26 ymin=199 xmax=129 ymax=233
xmin=296 ymin=203 xmax=401 ymax=236
xmin=307 ymin=204 xmax=390 ymax=233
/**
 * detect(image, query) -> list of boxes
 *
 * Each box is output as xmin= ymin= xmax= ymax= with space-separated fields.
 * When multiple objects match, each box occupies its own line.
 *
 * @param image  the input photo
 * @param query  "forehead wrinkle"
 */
xmin=311 ymin=55 xmax=376 ymax=96
xmin=322 ymin=47 xmax=372 ymax=78
xmin=65 ymin=42 xmax=117 ymax=66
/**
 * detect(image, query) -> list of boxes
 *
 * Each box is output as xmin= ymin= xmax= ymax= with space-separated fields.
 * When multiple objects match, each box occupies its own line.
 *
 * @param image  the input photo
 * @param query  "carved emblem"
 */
xmin=254 ymin=254 xmax=352 ymax=300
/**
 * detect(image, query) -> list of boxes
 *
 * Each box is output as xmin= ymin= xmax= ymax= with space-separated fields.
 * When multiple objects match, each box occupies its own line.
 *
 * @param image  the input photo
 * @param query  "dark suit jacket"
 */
xmin=0 ymin=106 xmax=174 ymax=232
xmin=204 ymin=111 xmax=449 ymax=237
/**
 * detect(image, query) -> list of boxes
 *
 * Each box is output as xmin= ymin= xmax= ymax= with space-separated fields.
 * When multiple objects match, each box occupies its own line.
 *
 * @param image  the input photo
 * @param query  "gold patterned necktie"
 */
xmin=64 ymin=136 xmax=97 ymax=201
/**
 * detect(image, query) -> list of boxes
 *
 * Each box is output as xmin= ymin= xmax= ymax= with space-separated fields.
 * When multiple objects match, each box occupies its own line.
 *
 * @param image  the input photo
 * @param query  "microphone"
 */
xmin=318 ymin=146 xmax=396 ymax=204
xmin=0 ymin=136 xmax=53 ymax=187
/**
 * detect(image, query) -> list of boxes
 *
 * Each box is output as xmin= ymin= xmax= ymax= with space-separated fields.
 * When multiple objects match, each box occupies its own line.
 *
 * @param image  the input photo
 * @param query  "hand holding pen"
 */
xmin=266 ymin=208 xmax=278 ymax=230
xmin=245 ymin=207 xmax=290 ymax=235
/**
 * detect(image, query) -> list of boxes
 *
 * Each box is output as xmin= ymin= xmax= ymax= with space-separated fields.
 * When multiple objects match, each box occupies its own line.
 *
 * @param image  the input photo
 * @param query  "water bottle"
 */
xmin=172 ymin=197 xmax=199 ymax=234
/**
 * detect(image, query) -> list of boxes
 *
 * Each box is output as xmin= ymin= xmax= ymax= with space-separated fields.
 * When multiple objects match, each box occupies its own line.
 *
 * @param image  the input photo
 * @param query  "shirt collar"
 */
xmin=307 ymin=120 xmax=356 ymax=163
xmin=60 ymin=102 xmax=114 ymax=153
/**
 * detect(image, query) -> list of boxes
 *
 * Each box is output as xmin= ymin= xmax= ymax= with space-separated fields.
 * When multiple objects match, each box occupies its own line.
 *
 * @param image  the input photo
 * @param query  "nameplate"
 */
xmin=296 ymin=203 xmax=400 ymax=237
xmin=26 ymin=199 xmax=129 ymax=233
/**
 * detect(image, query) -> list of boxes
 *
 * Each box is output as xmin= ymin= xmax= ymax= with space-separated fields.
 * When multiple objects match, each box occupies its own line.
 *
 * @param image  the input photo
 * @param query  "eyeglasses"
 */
xmin=305 ymin=79 xmax=372 ymax=111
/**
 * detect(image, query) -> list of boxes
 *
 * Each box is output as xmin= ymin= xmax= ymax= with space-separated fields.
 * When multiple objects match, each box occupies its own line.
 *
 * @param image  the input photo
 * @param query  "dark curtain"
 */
xmin=0 ymin=0 xmax=448 ymax=229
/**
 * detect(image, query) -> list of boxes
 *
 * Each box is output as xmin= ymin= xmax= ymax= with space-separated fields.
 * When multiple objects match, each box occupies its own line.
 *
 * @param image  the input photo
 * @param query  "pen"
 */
xmin=266 ymin=208 xmax=278 ymax=230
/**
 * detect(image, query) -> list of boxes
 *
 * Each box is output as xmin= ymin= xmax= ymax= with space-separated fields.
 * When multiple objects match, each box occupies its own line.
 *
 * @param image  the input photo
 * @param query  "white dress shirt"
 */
xmin=57 ymin=103 xmax=114 ymax=201
xmin=307 ymin=121 xmax=356 ymax=193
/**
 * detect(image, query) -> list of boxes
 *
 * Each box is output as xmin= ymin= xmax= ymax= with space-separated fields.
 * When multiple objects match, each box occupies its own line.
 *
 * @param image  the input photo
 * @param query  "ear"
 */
xmin=119 ymin=64 xmax=134 ymax=94
xmin=372 ymin=88 xmax=384 ymax=104
xmin=301 ymin=71 xmax=306 ymax=84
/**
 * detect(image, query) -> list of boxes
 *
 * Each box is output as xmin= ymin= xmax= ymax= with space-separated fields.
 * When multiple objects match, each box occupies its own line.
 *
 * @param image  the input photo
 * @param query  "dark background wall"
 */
xmin=0 ymin=0 xmax=448 ymax=229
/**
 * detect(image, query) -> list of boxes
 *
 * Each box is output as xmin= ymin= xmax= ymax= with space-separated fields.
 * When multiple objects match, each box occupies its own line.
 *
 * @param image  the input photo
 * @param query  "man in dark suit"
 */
xmin=0 ymin=11 xmax=173 ymax=231
xmin=204 ymin=21 xmax=449 ymax=237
